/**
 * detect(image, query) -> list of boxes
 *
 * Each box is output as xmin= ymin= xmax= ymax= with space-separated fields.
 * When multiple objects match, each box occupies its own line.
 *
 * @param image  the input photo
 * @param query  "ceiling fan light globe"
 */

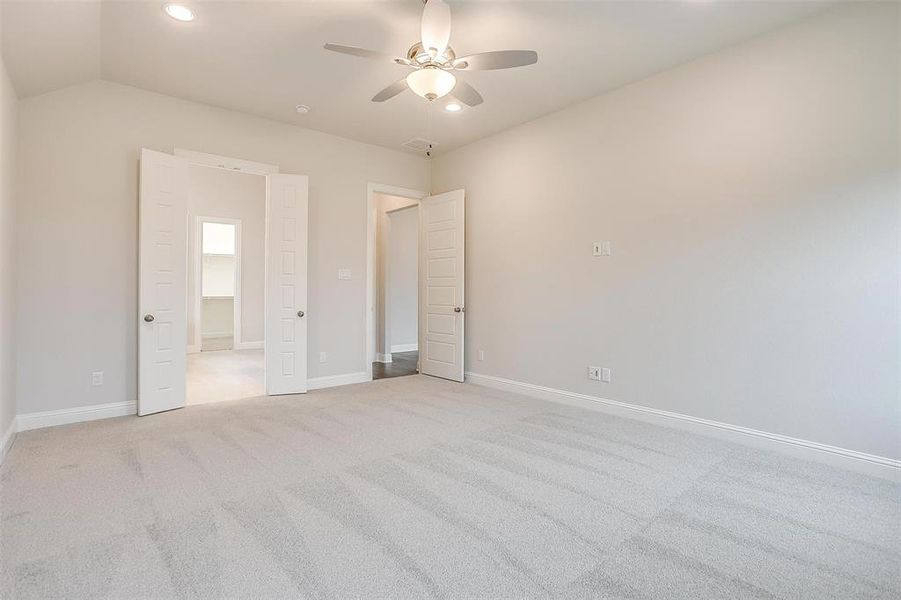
xmin=406 ymin=68 xmax=456 ymax=101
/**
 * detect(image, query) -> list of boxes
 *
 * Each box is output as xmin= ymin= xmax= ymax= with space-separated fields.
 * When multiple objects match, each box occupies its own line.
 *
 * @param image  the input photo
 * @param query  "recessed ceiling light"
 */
xmin=164 ymin=4 xmax=195 ymax=22
xmin=444 ymin=102 xmax=462 ymax=113
xmin=295 ymin=104 xmax=310 ymax=115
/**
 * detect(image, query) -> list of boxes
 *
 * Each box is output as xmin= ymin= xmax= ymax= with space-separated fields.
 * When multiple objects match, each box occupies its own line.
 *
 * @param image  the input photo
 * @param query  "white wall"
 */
xmin=387 ymin=206 xmax=418 ymax=351
xmin=187 ymin=166 xmax=265 ymax=347
xmin=16 ymin=80 xmax=428 ymax=414
xmin=432 ymin=3 xmax=900 ymax=460
xmin=201 ymin=297 xmax=234 ymax=340
xmin=374 ymin=193 xmax=419 ymax=357
xmin=0 ymin=54 xmax=17 ymax=444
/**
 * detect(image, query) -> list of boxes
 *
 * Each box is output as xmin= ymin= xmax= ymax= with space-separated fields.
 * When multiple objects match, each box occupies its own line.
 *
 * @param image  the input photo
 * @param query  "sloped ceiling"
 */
xmin=2 ymin=1 xmax=832 ymax=153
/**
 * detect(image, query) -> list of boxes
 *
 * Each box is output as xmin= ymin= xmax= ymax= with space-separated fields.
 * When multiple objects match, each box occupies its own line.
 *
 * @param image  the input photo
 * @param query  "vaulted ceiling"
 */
xmin=2 ymin=1 xmax=831 ymax=153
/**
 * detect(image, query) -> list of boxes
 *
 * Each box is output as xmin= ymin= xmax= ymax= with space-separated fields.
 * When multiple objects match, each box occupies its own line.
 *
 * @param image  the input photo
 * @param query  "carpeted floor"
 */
xmin=1 ymin=375 xmax=898 ymax=599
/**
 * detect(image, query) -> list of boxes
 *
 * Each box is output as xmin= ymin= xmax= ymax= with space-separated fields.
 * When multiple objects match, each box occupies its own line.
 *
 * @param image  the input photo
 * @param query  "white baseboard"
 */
xmin=16 ymin=401 xmax=136 ymax=432
xmin=234 ymin=340 xmax=263 ymax=350
xmin=374 ymin=353 xmax=392 ymax=364
xmin=465 ymin=372 xmax=900 ymax=482
xmin=11 ymin=371 xmax=368 ymax=435
xmin=390 ymin=343 xmax=418 ymax=353
xmin=201 ymin=332 xmax=232 ymax=340
xmin=187 ymin=344 xmax=200 ymax=354
xmin=0 ymin=418 xmax=16 ymax=464
xmin=307 ymin=371 xmax=370 ymax=390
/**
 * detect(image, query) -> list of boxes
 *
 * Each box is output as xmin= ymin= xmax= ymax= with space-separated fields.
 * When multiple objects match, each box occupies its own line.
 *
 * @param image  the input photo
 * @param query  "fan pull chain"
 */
xmin=426 ymin=100 xmax=433 ymax=159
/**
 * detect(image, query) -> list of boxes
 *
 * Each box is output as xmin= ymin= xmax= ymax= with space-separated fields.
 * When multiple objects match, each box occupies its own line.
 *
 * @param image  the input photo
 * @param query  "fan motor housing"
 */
xmin=406 ymin=42 xmax=456 ymax=67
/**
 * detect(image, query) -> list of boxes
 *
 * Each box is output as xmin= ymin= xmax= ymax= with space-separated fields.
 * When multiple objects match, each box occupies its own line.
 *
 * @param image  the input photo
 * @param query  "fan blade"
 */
xmin=452 ymin=79 xmax=483 ymax=107
xmin=324 ymin=43 xmax=396 ymax=61
xmin=421 ymin=0 xmax=451 ymax=55
xmin=453 ymin=50 xmax=538 ymax=71
xmin=372 ymin=78 xmax=409 ymax=102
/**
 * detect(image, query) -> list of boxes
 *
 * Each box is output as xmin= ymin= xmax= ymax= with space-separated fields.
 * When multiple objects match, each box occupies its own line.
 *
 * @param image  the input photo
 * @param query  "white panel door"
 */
xmin=419 ymin=189 xmax=465 ymax=382
xmin=138 ymin=148 xmax=188 ymax=416
xmin=265 ymin=174 xmax=309 ymax=395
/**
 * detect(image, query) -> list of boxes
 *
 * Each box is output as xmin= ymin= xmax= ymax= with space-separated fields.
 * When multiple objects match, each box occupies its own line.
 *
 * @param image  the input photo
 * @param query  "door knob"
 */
xmin=297 ymin=310 xmax=305 ymax=318
xmin=454 ymin=307 xmax=462 ymax=313
xmin=143 ymin=314 xmax=155 ymax=323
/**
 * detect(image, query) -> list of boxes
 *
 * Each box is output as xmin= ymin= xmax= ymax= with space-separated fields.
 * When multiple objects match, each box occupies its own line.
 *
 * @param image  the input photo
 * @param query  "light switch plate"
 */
xmin=338 ymin=268 xmax=351 ymax=280
xmin=593 ymin=241 xmax=612 ymax=256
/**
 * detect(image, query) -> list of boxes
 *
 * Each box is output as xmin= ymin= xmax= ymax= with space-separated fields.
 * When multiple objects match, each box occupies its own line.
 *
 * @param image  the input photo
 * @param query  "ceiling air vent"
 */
xmin=402 ymin=137 xmax=437 ymax=152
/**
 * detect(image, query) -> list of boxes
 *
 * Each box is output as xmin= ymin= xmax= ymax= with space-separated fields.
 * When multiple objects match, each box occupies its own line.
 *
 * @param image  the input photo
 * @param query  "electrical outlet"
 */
xmin=319 ymin=352 xmax=327 ymax=363
xmin=478 ymin=349 xmax=485 ymax=361
xmin=337 ymin=268 xmax=352 ymax=280
xmin=601 ymin=367 xmax=611 ymax=383
xmin=91 ymin=371 xmax=104 ymax=386
xmin=587 ymin=366 xmax=601 ymax=381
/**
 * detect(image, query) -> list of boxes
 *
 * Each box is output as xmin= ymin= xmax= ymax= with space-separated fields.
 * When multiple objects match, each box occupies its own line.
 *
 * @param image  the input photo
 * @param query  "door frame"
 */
xmin=366 ymin=183 xmax=428 ymax=381
xmin=382 ymin=204 xmax=420 ymax=361
xmin=174 ymin=148 xmax=279 ymax=176
xmin=147 ymin=148 xmax=294 ymax=402
xmin=191 ymin=216 xmax=243 ymax=353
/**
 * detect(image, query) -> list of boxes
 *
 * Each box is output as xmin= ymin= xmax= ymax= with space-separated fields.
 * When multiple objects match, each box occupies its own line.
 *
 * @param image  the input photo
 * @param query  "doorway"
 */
xmin=138 ymin=148 xmax=309 ymax=416
xmin=365 ymin=184 xmax=466 ymax=384
xmin=374 ymin=203 xmax=420 ymax=379
xmin=196 ymin=219 xmax=239 ymax=352
xmin=186 ymin=166 xmax=266 ymax=405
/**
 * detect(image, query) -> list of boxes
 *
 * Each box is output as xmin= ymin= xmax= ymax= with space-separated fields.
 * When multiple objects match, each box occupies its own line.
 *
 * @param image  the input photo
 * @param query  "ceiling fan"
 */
xmin=324 ymin=0 xmax=538 ymax=107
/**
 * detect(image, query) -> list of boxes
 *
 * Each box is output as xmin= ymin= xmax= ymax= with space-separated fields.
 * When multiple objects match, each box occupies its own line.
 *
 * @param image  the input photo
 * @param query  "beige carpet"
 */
xmin=1 ymin=375 xmax=898 ymax=599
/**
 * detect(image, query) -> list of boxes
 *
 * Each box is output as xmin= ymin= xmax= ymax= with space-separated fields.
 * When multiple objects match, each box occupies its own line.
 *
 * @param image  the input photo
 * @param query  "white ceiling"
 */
xmin=2 ymin=1 xmax=832 ymax=153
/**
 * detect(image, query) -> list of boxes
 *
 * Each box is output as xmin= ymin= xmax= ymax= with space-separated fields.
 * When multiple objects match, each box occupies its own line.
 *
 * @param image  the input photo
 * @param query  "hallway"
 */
xmin=372 ymin=351 xmax=418 ymax=380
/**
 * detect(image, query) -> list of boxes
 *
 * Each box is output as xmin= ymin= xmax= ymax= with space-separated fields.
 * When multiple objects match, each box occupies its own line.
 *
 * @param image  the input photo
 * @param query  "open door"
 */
xmin=265 ymin=174 xmax=309 ymax=395
xmin=138 ymin=149 xmax=188 ymax=416
xmin=419 ymin=189 xmax=465 ymax=382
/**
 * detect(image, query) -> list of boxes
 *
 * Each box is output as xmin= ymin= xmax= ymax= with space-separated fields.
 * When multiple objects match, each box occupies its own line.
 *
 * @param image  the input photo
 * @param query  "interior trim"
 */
xmin=465 ymin=372 xmax=900 ymax=481
xmin=233 ymin=341 xmax=264 ymax=350
xmin=174 ymin=148 xmax=279 ymax=175
xmin=390 ymin=343 xmax=418 ymax=353
xmin=9 ymin=370 xmax=371 ymax=438
xmin=307 ymin=371 xmax=370 ymax=390
xmin=16 ymin=401 xmax=137 ymax=433
xmin=0 ymin=420 xmax=16 ymax=464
